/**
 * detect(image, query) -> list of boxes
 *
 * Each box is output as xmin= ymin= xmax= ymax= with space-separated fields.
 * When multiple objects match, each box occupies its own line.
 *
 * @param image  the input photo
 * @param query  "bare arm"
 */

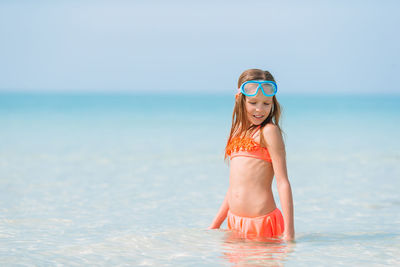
xmin=264 ymin=124 xmax=295 ymax=241
xmin=208 ymin=188 xmax=230 ymax=229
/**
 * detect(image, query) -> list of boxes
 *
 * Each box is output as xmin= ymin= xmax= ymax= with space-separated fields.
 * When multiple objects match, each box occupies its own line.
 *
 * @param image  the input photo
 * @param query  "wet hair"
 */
xmin=224 ymin=69 xmax=283 ymax=160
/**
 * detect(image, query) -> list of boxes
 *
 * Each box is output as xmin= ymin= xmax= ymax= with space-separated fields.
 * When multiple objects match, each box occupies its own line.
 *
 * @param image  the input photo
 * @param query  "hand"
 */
xmin=207 ymin=225 xmax=220 ymax=230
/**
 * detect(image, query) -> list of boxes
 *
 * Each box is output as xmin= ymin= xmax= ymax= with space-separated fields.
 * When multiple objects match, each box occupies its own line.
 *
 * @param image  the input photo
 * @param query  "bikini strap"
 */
xmin=250 ymin=125 xmax=261 ymax=138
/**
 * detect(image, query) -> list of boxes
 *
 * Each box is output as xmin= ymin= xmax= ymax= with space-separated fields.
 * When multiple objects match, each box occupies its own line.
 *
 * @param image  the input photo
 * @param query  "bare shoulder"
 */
xmin=262 ymin=123 xmax=282 ymax=139
xmin=263 ymin=123 xmax=280 ymax=134
xmin=262 ymin=123 xmax=284 ymax=148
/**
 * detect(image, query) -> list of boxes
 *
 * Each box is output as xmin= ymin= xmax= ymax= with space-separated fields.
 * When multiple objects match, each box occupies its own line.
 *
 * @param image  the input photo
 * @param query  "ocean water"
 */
xmin=0 ymin=92 xmax=399 ymax=266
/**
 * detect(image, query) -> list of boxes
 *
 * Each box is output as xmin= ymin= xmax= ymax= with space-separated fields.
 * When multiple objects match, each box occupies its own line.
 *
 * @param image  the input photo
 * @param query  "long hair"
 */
xmin=224 ymin=69 xmax=283 ymax=160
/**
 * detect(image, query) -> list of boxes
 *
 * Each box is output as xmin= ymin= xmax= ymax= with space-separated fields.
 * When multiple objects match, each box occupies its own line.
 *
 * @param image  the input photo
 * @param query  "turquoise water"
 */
xmin=1 ymin=92 xmax=399 ymax=266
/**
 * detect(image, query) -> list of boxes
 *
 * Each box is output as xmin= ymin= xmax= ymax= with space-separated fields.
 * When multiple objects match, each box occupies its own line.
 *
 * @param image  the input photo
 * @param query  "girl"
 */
xmin=208 ymin=69 xmax=295 ymax=241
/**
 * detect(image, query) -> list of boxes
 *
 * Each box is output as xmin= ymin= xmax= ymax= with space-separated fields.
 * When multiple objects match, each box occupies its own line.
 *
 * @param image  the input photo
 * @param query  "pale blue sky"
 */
xmin=0 ymin=0 xmax=399 ymax=94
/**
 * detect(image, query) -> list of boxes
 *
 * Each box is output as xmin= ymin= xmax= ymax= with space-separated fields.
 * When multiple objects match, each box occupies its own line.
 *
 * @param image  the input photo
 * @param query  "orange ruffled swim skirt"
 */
xmin=227 ymin=208 xmax=284 ymax=239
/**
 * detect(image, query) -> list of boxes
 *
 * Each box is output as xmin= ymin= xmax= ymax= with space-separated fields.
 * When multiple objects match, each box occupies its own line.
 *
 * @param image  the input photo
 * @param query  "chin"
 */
xmin=249 ymin=120 xmax=261 ymax=126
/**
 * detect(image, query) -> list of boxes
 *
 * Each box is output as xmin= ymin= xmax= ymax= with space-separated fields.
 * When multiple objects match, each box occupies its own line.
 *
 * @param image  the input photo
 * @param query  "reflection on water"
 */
xmin=221 ymin=230 xmax=295 ymax=266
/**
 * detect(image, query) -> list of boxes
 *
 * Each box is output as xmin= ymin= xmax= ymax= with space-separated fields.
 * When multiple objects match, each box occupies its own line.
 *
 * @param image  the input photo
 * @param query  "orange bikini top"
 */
xmin=226 ymin=126 xmax=272 ymax=162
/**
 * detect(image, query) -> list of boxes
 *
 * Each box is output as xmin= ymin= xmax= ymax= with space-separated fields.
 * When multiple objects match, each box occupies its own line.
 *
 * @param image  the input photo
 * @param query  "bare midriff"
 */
xmin=228 ymin=156 xmax=276 ymax=217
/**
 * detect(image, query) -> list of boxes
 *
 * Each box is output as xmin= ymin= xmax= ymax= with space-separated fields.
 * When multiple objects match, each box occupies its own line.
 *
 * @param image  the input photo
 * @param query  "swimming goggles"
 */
xmin=238 ymin=80 xmax=278 ymax=97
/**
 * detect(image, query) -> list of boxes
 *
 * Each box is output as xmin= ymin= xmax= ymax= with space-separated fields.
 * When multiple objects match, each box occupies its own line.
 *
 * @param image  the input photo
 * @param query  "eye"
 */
xmin=264 ymin=103 xmax=270 ymax=106
xmin=249 ymin=102 xmax=256 ymax=105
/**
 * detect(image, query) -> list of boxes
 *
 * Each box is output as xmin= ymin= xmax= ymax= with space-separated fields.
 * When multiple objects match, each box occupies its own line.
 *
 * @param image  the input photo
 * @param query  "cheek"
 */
xmin=244 ymin=105 xmax=254 ymax=118
xmin=244 ymin=103 xmax=251 ymax=113
xmin=266 ymin=105 xmax=274 ymax=115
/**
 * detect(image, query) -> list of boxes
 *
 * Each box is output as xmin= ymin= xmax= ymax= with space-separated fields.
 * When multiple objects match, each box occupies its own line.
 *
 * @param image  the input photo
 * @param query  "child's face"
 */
xmin=244 ymin=90 xmax=273 ymax=125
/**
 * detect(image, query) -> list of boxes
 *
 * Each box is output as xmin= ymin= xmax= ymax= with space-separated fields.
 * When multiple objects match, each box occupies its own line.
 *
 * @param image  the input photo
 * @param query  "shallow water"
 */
xmin=1 ymin=92 xmax=399 ymax=266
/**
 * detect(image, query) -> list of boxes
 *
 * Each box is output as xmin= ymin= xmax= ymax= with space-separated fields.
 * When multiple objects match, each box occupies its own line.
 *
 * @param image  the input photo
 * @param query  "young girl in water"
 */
xmin=208 ymin=69 xmax=295 ymax=241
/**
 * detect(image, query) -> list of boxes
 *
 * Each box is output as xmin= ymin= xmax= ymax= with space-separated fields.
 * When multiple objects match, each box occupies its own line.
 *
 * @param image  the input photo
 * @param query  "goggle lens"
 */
xmin=241 ymin=81 xmax=277 ymax=96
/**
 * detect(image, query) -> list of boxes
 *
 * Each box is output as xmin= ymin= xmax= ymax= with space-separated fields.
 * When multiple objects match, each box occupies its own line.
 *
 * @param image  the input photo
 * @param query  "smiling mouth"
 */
xmin=253 ymin=115 xmax=264 ymax=119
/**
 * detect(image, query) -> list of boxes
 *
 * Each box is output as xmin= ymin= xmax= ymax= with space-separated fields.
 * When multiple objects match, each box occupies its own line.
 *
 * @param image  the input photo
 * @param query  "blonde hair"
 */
xmin=224 ymin=69 xmax=283 ymax=160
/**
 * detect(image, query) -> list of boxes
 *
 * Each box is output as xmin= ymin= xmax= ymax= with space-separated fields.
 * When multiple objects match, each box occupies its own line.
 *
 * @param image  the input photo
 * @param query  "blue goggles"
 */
xmin=239 ymin=80 xmax=278 ymax=97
